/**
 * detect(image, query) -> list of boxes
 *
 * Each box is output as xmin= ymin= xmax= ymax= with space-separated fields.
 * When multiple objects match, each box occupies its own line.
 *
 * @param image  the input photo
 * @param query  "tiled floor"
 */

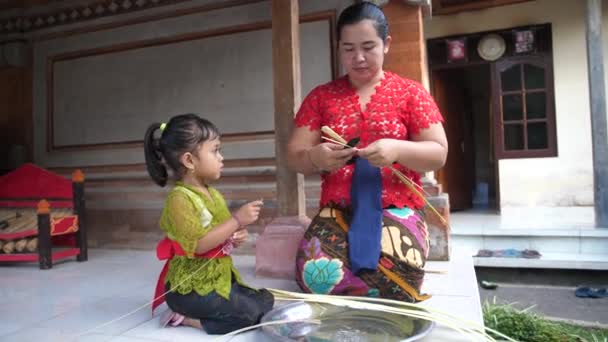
xmin=0 ymin=249 xmax=482 ymax=342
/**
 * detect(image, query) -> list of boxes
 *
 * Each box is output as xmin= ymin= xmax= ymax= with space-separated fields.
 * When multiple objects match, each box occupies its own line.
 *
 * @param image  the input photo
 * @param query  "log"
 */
xmin=3 ymin=241 xmax=15 ymax=254
xmin=15 ymin=239 xmax=27 ymax=253
xmin=26 ymin=238 xmax=38 ymax=253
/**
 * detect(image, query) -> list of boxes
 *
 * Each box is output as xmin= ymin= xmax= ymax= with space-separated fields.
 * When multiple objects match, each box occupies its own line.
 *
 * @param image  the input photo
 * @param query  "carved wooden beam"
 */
xmin=432 ymin=0 xmax=533 ymax=16
xmin=356 ymin=0 xmax=430 ymax=7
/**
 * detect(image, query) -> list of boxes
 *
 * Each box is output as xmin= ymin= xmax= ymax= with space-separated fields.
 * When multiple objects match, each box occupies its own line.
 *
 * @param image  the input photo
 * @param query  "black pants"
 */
xmin=165 ymin=281 xmax=274 ymax=335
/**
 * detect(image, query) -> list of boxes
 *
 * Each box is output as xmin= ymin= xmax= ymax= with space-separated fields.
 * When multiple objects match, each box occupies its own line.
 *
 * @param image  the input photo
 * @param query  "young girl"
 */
xmin=144 ymin=113 xmax=274 ymax=334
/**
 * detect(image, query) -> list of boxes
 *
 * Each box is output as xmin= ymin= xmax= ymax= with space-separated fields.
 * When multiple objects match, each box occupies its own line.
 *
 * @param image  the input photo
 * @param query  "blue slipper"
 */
xmin=592 ymin=288 xmax=607 ymax=298
xmin=493 ymin=249 xmax=522 ymax=258
xmin=575 ymin=287 xmax=608 ymax=298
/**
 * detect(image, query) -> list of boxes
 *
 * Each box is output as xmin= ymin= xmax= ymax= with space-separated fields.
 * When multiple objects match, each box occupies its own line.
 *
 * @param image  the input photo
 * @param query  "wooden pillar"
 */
xmin=37 ymin=199 xmax=52 ymax=270
xmin=383 ymin=1 xmax=439 ymax=193
xmin=382 ymin=1 xmax=449 ymax=260
xmin=586 ymin=0 xmax=608 ymax=228
xmin=271 ymin=0 xmax=306 ymax=217
xmin=72 ymin=169 xmax=88 ymax=261
xmin=383 ymin=1 xmax=429 ymax=89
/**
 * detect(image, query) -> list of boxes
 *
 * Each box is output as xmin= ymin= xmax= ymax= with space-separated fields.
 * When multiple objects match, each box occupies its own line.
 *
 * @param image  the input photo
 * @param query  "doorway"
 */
xmin=432 ymin=65 xmax=498 ymax=211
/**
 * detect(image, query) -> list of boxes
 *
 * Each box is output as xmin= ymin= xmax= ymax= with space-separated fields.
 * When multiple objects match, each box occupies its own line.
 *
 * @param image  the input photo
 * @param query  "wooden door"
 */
xmin=432 ymin=68 xmax=474 ymax=210
xmin=0 ymin=66 xmax=32 ymax=172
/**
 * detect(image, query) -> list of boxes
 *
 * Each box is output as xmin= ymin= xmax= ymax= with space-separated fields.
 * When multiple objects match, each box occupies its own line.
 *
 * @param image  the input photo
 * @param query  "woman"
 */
xmin=287 ymin=2 xmax=447 ymax=302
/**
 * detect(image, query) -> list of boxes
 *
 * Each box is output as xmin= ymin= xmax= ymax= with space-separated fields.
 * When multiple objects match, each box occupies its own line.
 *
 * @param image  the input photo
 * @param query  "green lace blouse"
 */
xmin=160 ymin=182 xmax=246 ymax=299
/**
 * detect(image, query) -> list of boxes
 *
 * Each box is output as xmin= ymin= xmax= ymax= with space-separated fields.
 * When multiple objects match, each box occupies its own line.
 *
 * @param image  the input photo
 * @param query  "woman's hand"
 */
xmin=309 ymin=143 xmax=357 ymax=172
xmin=357 ymin=139 xmax=399 ymax=168
xmin=234 ymin=200 xmax=263 ymax=226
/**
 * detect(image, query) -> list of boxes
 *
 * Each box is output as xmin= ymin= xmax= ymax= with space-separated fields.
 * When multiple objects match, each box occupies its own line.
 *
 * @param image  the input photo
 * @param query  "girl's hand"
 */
xmin=357 ymin=139 xmax=399 ymax=168
xmin=234 ymin=200 xmax=263 ymax=226
xmin=309 ymin=143 xmax=357 ymax=172
xmin=231 ymin=229 xmax=248 ymax=248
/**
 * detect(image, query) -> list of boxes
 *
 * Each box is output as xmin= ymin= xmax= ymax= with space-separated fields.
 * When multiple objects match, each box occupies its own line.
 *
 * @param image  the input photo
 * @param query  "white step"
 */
xmin=451 ymin=228 xmax=608 ymax=270
xmin=452 ymin=228 xmax=608 ymax=255
xmin=473 ymin=252 xmax=608 ymax=270
xmin=447 ymin=207 xmax=608 ymax=269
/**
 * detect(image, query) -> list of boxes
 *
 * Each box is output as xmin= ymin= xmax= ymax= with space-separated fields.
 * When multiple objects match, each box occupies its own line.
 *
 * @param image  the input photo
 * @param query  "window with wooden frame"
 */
xmin=492 ymin=56 xmax=557 ymax=158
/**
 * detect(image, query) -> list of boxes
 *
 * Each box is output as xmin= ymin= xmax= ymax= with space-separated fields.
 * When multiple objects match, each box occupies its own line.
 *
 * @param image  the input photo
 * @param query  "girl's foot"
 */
xmin=182 ymin=317 xmax=203 ymax=329
xmin=160 ymin=309 xmax=186 ymax=328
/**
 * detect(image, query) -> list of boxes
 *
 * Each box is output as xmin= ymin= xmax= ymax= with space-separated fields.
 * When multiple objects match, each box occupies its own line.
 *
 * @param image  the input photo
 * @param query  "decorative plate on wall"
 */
xmin=477 ymin=33 xmax=506 ymax=61
xmin=514 ymin=29 xmax=535 ymax=54
xmin=446 ymin=38 xmax=467 ymax=63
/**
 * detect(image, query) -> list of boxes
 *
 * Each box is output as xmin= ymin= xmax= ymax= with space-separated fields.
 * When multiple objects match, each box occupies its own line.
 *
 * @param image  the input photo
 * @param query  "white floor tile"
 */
xmin=0 ymin=327 xmax=114 ymax=342
xmin=450 ymin=206 xmax=596 ymax=231
xmin=108 ymin=336 xmax=168 ymax=342
xmin=37 ymin=296 xmax=153 ymax=336
xmin=420 ymin=295 xmax=483 ymax=327
xmin=529 ymin=237 xmax=581 ymax=254
xmin=0 ymin=321 xmax=24 ymax=337
xmin=0 ymin=291 xmax=106 ymax=338
xmin=75 ymin=333 xmax=116 ymax=342
xmin=121 ymin=316 xmax=267 ymax=342
xmin=581 ymin=238 xmax=608 ymax=255
xmin=483 ymin=237 xmax=531 ymax=250
xmin=0 ymin=248 xmax=482 ymax=342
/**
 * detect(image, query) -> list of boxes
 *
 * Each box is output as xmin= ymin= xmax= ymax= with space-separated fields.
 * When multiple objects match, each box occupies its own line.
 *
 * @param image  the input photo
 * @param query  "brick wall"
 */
xmin=383 ymin=2 xmax=429 ymax=90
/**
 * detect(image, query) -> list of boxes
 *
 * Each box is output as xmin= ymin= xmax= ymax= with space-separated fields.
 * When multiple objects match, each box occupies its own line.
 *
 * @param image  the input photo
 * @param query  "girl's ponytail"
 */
xmin=144 ymin=123 xmax=168 ymax=187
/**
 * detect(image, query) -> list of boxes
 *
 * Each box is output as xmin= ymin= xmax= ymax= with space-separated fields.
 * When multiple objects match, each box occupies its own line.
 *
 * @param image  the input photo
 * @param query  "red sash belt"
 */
xmin=152 ymin=237 xmax=226 ymax=313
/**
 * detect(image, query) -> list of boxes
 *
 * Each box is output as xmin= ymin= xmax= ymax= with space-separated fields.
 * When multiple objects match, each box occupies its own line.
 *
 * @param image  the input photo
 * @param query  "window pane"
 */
xmin=526 ymin=92 xmax=547 ymax=119
xmin=503 ymin=94 xmax=523 ymax=121
xmin=528 ymin=122 xmax=548 ymax=149
xmin=501 ymin=65 xmax=521 ymax=91
xmin=504 ymin=124 xmax=524 ymax=150
xmin=524 ymin=64 xmax=545 ymax=89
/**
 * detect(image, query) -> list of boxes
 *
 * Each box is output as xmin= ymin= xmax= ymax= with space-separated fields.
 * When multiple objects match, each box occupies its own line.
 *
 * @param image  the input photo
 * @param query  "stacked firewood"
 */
xmin=0 ymin=211 xmax=39 ymax=253
xmin=0 ymin=237 xmax=38 ymax=253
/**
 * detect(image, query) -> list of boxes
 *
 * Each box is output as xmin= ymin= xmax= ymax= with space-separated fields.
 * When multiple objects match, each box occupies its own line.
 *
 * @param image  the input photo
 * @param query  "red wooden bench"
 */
xmin=0 ymin=163 xmax=87 ymax=269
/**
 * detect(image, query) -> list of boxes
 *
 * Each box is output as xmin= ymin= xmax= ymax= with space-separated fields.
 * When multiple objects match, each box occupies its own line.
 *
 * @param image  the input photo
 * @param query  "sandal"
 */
xmin=480 ymin=280 xmax=498 ymax=290
xmin=522 ymin=249 xmax=541 ymax=259
xmin=475 ymin=249 xmax=493 ymax=257
xmin=159 ymin=309 xmax=186 ymax=328
xmin=493 ymin=249 xmax=521 ymax=258
xmin=575 ymin=286 xmax=608 ymax=298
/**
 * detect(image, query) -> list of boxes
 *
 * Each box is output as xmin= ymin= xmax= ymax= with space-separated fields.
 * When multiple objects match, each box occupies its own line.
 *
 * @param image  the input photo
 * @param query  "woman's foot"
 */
xmin=160 ymin=309 xmax=186 ymax=328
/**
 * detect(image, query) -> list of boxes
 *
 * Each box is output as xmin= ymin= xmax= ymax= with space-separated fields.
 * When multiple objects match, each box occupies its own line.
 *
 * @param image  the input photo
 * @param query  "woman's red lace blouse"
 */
xmin=294 ymin=72 xmax=443 ymax=210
